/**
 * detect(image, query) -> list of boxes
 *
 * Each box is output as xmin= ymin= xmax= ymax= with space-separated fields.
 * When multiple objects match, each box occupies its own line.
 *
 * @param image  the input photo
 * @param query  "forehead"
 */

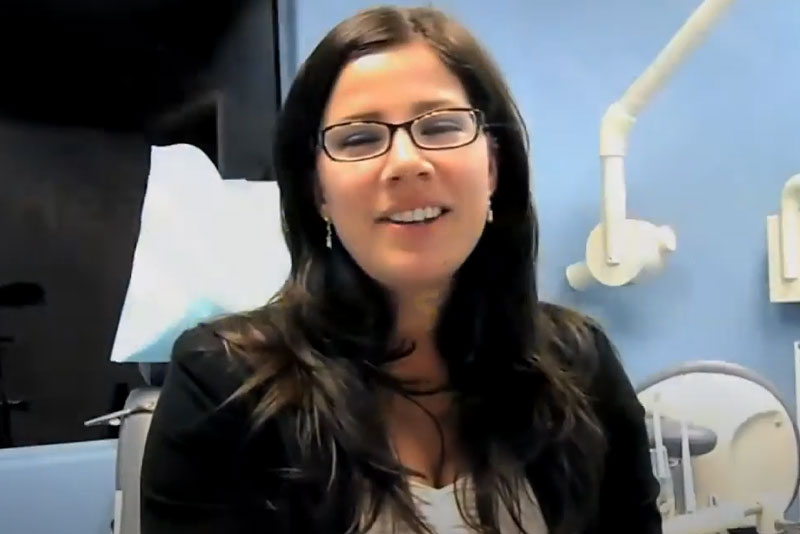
xmin=322 ymin=40 xmax=471 ymax=125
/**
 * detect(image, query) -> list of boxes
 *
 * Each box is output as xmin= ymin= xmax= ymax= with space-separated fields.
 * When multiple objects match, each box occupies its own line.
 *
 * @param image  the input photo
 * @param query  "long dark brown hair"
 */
xmin=213 ymin=6 xmax=608 ymax=534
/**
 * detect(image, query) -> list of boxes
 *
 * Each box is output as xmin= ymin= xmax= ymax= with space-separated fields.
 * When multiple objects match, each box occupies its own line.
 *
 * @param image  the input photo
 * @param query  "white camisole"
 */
xmin=364 ymin=476 xmax=549 ymax=534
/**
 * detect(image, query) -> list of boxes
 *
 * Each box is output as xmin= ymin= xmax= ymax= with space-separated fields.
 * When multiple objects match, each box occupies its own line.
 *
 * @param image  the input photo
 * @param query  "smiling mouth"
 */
xmin=379 ymin=207 xmax=451 ymax=225
xmin=388 ymin=214 xmax=446 ymax=225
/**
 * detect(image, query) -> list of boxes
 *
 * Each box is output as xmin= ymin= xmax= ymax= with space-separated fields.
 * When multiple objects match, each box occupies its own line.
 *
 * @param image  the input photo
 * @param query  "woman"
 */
xmin=141 ymin=6 xmax=661 ymax=534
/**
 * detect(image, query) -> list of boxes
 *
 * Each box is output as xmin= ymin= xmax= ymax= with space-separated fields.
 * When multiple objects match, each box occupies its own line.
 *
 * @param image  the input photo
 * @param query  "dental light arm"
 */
xmin=567 ymin=0 xmax=737 ymax=290
xmin=602 ymin=0 xmax=736 ymax=263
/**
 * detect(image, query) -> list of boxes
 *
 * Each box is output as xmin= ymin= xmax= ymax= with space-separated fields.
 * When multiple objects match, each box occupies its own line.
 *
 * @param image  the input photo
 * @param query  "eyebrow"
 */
xmin=335 ymin=99 xmax=464 ymax=123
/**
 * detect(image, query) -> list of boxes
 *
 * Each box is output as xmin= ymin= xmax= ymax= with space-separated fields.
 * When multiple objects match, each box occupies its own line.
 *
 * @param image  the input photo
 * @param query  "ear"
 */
xmin=314 ymin=173 xmax=329 ymax=220
xmin=487 ymin=135 xmax=498 ymax=195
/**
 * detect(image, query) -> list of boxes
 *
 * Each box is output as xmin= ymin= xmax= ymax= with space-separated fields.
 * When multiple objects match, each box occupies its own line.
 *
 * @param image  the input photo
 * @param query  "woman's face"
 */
xmin=316 ymin=40 xmax=496 ymax=295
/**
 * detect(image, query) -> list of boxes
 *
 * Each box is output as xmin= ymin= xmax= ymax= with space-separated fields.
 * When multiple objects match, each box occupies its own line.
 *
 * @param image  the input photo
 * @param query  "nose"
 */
xmin=380 ymin=128 xmax=433 ymax=182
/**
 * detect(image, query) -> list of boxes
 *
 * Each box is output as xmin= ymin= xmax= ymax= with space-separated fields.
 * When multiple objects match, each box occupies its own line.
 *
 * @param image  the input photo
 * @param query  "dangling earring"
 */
xmin=487 ymin=199 xmax=494 ymax=223
xmin=325 ymin=218 xmax=332 ymax=249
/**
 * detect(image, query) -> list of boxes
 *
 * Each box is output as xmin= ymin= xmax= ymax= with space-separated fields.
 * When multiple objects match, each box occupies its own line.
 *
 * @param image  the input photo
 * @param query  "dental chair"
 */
xmin=644 ymin=411 xmax=718 ymax=517
xmin=637 ymin=361 xmax=800 ymax=534
xmin=85 ymin=363 xmax=166 ymax=534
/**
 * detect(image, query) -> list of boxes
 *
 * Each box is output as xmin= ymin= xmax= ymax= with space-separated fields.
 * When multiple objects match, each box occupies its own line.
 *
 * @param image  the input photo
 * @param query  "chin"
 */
xmin=372 ymin=257 xmax=461 ymax=292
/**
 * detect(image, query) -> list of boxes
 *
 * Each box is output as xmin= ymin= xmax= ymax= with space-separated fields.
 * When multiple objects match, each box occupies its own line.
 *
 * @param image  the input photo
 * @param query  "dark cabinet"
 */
xmin=0 ymin=0 xmax=281 ymax=447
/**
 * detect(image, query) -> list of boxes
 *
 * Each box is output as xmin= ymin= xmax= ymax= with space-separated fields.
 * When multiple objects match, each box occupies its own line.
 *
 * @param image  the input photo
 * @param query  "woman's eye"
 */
xmin=420 ymin=121 xmax=463 ymax=136
xmin=340 ymin=133 xmax=381 ymax=147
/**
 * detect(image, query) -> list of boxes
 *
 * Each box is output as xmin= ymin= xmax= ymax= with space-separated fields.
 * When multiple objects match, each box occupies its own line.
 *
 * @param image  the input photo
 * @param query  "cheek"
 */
xmin=317 ymin=160 xmax=379 ymax=232
xmin=441 ymin=154 xmax=493 ymax=207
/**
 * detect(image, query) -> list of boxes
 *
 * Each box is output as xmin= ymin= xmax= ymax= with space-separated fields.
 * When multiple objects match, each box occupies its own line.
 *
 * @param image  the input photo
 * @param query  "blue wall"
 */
xmin=286 ymin=0 xmax=800 ymax=395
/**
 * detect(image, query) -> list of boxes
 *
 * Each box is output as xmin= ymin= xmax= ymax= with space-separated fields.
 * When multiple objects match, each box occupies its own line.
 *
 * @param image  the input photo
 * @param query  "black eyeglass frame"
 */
xmin=317 ymin=107 xmax=487 ymax=162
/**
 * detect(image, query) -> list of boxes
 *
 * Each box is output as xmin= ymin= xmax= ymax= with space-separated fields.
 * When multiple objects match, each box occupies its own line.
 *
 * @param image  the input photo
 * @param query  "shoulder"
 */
xmin=145 ymin=320 xmax=261 ymax=451
xmin=162 ymin=322 xmax=253 ymax=421
xmin=146 ymin=306 xmax=296 ymax=452
xmin=536 ymin=305 xmax=663 ymax=531
xmin=142 ymin=318 xmax=286 ymax=498
xmin=170 ymin=321 xmax=251 ymax=400
xmin=536 ymin=302 xmax=614 ymax=374
xmin=536 ymin=302 xmax=638 ymax=413
xmin=141 ymin=318 xmax=294 ymax=532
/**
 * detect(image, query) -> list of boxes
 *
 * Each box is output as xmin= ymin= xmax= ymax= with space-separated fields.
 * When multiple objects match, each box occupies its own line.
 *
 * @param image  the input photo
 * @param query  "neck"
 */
xmin=386 ymin=284 xmax=450 ymax=388
xmin=392 ymin=285 xmax=448 ymax=342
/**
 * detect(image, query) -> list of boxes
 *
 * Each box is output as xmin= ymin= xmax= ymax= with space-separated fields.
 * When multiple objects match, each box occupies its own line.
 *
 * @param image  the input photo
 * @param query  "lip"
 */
xmin=381 ymin=210 xmax=450 ymax=230
xmin=376 ymin=205 xmax=451 ymax=223
xmin=379 ymin=212 xmax=449 ymax=233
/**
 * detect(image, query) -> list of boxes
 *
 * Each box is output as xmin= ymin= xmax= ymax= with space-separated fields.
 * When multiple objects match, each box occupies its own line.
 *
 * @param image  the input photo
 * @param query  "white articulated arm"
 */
xmin=568 ymin=0 xmax=737 ymax=290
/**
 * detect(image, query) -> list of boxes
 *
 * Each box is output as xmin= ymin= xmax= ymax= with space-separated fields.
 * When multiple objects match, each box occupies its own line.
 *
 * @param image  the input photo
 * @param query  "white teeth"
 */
xmin=388 ymin=206 xmax=443 ymax=223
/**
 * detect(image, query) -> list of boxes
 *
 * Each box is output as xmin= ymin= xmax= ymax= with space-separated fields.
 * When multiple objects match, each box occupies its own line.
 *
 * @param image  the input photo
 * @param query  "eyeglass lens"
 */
xmin=323 ymin=109 xmax=478 ymax=161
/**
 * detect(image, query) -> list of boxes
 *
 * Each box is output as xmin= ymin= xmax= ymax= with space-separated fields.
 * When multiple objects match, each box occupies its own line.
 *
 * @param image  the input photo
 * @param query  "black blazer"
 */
xmin=140 ymin=323 xmax=662 ymax=533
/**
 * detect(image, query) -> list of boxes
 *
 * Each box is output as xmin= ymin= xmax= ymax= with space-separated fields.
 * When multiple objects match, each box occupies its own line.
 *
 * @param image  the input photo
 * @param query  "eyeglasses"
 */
xmin=318 ymin=107 xmax=485 ymax=162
